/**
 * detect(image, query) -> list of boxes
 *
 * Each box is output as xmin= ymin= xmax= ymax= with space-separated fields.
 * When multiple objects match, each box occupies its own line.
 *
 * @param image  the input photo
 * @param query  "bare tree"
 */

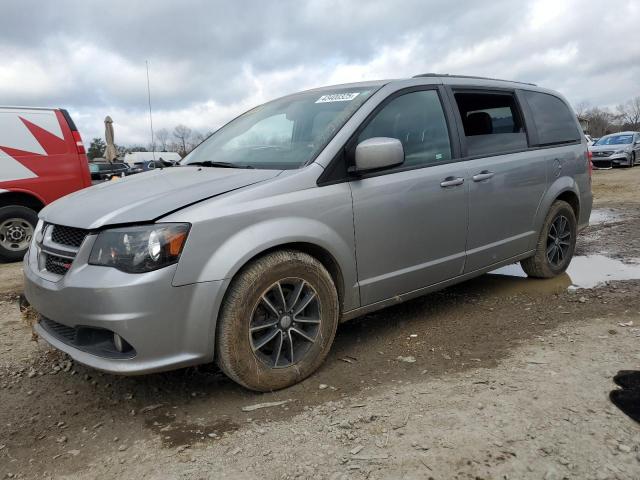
xmin=582 ymin=107 xmax=616 ymax=137
xmin=156 ymin=128 xmax=170 ymax=151
xmin=616 ymin=97 xmax=640 ymax=130
xmin=173 ymin=125 xmax=192 ymax=157
xmin=574 ymin=101 xmax=591 ymax=118
xmin=188 ymin=131 xmax=205 ymax=153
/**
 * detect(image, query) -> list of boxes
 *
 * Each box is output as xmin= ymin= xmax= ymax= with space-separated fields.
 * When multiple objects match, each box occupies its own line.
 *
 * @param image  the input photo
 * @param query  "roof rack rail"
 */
xmin=412 ymin=73 xmax=536 ymax=87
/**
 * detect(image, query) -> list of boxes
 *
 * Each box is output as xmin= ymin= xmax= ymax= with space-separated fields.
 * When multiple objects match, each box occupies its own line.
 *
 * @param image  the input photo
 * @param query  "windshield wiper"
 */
xmin=185 ymin=161 xmax=254 ymax=169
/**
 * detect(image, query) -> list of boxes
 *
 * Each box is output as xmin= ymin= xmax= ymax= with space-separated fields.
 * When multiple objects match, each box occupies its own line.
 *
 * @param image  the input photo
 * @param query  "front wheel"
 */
xmin=216 ymin=250 xmax=339 ymax=391
xmin=521 ymin=200 xmax=577 ymax=278
xmin=0 ymin=206 xmax=38 ymax=262
xmin=630 ymin=152 xmax=636 ymax=168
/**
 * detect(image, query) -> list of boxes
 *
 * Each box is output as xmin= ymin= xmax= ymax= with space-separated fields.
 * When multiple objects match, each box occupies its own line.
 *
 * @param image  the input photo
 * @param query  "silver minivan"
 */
xmin=24 ymin=74 xmax=592 ymax=391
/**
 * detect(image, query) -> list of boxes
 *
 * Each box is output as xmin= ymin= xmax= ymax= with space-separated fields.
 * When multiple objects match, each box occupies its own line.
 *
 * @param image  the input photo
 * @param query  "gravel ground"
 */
xmin=2 ymin=168 xmax=640 ymax=479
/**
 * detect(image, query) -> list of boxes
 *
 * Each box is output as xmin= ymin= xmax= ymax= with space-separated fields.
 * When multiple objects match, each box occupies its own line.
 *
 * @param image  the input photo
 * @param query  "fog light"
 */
xmin=113 ymin=333 xmax=124 ymax=352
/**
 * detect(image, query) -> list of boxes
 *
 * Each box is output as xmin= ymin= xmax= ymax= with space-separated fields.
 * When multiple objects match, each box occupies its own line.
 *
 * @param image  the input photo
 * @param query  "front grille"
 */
xmin=45 ymin=254 xmax=73 ymax=276
xmin=593 ymin=151 xmax=613 ymax=157
xmin=41 ymin=224 xmax=89 ymax=276
xmin=51 ymin=225 xmax=88 ymax=248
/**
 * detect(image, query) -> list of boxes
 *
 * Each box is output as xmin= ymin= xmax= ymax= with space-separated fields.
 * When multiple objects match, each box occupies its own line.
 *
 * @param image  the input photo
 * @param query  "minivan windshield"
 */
xmin=181 ymin=87 xmax=376 ymax=169
xmin=594 ymin=134 xmax=633 ymax=146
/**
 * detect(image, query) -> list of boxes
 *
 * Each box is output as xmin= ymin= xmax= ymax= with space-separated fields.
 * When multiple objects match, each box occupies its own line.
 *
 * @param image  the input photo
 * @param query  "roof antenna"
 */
xmin=146 ymin=60 xmax=156 ymax=162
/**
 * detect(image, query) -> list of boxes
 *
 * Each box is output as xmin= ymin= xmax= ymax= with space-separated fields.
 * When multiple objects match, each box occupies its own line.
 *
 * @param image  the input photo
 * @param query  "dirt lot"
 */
xmin=2 ymin=168 xmax=640 ymax=479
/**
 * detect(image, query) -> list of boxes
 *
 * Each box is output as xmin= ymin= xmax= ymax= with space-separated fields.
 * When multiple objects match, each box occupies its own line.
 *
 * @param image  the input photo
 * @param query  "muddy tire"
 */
xmin=0 ymin=206 xmax=38 ymax=263
xmin=216 ymin=250 xmax=339 ymax=392
xmin=521 ymin=200 xmax=577 ymax=278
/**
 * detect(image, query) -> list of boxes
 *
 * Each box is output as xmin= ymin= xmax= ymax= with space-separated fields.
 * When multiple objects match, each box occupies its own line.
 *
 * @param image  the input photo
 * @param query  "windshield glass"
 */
xmin=181 ymin=87 xmax=376 ymax=169
xmin=595 ymin=134 xmax=633 ymax=146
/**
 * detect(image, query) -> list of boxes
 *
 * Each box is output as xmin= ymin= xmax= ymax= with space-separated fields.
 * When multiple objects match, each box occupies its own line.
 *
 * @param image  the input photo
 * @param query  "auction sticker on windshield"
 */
xmin=316 ymin=92 xmax=360 ymax=103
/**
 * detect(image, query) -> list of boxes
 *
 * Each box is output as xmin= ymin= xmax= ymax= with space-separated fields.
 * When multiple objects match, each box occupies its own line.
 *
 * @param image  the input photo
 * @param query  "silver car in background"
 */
xmin=24 ymin=74 xmax=592 ymax=391
xmin=590 ymin=131 xmax=640 ymax=168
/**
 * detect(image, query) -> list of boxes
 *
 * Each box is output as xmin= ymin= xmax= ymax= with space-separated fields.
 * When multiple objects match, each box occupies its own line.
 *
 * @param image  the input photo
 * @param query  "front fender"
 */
xmin=173 ymin=217 xmax=359 ymax=312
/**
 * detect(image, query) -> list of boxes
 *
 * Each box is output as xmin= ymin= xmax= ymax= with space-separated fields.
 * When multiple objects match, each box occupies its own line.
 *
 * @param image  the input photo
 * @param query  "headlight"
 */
xmin=89 ymin=223 xmax=190 ymax=273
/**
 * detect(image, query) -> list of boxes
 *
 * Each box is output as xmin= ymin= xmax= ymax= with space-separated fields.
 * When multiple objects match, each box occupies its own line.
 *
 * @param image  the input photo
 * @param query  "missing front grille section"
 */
xmin=51 ymin=225 xmax=88 ymax=248
xmin=39 ymin=317 xmax=136 ymax=359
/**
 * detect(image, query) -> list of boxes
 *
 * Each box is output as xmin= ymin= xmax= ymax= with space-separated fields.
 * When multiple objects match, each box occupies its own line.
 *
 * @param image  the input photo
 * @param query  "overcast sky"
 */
xmin=0 ymin=0 xmax=638 ymax=145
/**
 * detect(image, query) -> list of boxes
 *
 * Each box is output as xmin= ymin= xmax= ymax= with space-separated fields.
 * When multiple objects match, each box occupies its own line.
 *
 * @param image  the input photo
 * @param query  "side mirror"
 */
xmin=354 ymin=137 xmax=404 ymax=172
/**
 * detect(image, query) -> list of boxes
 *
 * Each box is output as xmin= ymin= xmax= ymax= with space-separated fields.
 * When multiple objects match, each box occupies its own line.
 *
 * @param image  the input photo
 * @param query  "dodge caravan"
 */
xmin=24 ymin=74 xmax=592 ymax=391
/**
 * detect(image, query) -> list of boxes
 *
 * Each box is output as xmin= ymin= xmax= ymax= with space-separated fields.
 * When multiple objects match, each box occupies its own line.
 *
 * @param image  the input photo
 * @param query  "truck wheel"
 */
xmin=0 ymin=206 xmax=38 ymax=262
xmin=216 ymin=250 xmax=339 ymax=391
xmin=521 ymin=200 xmax=577 ymax=278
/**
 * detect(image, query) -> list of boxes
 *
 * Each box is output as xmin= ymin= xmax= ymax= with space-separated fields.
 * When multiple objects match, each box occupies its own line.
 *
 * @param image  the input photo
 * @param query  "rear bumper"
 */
xmin=24 ymin=248 xmax=226 ymax=375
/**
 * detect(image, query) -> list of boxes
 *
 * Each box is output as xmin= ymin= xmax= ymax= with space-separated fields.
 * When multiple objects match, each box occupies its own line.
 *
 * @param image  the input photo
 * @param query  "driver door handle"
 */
xmin=440 ymin=176 xmax=464 ymax=188
xmin=472 ymin=170 xmax=495 ymax=182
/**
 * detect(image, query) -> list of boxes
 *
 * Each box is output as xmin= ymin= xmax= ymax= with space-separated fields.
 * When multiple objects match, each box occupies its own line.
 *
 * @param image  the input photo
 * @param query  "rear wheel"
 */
xmin=0 ymin=206 xmax=38 ymax=262
xmin=521 ymin=200 xmax=577 ymax=278
xmin=630 ymin=152 xmax=636 ymax=168
xmin=216 ymin=250 xmax=339 ymax=391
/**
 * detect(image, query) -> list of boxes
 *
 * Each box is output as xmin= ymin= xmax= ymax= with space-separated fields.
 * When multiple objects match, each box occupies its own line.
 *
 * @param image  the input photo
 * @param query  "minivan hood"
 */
xmin=40 ymin=167 xmax=282 ymax=229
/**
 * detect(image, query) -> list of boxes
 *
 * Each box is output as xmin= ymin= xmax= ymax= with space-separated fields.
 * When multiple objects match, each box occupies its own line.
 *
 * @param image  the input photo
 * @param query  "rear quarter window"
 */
xmin=521 ymin=91 xmax=580 ymax=146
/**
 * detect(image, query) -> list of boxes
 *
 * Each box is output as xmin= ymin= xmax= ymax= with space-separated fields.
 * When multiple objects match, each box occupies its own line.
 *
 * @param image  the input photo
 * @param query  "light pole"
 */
xmin=146 ymin=60 xmax=156 ymax=161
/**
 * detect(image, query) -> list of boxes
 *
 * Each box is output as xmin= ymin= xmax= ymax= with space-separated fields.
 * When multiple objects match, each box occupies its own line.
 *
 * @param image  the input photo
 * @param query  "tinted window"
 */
xmin=357 ymin=90 xmax=451 ymax=168
xmin=521 ymin=90 xmax=580 ymax=146
xmin=454 ymin=92 xmax=527 ymax=157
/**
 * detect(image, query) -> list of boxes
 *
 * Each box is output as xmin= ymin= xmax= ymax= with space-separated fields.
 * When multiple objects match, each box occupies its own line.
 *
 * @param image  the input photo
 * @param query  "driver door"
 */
xmin=349 ymin=88 xmax=468 ymax=306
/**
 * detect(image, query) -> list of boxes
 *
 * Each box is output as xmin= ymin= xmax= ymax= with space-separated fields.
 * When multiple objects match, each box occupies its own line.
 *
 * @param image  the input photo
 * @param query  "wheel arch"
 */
xmin=225 ymin=242 xmax=346 ymax=314
xmin=0 ymin=190 xmax=46 ymax=212
xmin=555 ymin=190 xmax=580 ymax=221
xmin=531 ymin=178 xmax=582 ymax=249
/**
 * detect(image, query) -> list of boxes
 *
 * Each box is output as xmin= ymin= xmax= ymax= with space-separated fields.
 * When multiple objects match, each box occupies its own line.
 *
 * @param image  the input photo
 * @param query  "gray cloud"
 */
xmin=0 ymin=0 xmax=637 ymax=144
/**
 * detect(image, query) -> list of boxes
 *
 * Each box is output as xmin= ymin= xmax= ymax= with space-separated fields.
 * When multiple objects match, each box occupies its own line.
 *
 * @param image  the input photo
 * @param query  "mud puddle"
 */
xmin=144 ymin=411 xmax=239 ymax=447
xmin=490 ymin=254 xmax=640 ymax=289
xmin=589 ymin=208 xmax=622 ymax=224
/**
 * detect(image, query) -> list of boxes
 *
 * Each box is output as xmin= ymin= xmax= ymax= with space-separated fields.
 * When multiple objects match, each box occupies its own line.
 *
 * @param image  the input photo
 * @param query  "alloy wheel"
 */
xmin=546 ymin=215 xmax=571 ymax=267
xmin=249 ymin=278 xmax=322 ymax=368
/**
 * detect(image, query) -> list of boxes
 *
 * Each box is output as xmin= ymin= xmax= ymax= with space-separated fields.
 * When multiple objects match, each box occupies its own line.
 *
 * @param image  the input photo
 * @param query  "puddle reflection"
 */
xmin=589 ymin=209 xmax=621 ymax=224
xmin=490 ymin=255 xmax=640 ymax=289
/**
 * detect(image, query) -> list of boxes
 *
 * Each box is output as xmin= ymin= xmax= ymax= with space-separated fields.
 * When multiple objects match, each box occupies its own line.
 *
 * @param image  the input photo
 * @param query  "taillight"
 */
xmin=72 ymin=130 xmax=86 ymax=155
xmin=59 ymin=109 xmax=86 ymax=155
xmin=587 ymin=150 xmax=592 ymax=179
